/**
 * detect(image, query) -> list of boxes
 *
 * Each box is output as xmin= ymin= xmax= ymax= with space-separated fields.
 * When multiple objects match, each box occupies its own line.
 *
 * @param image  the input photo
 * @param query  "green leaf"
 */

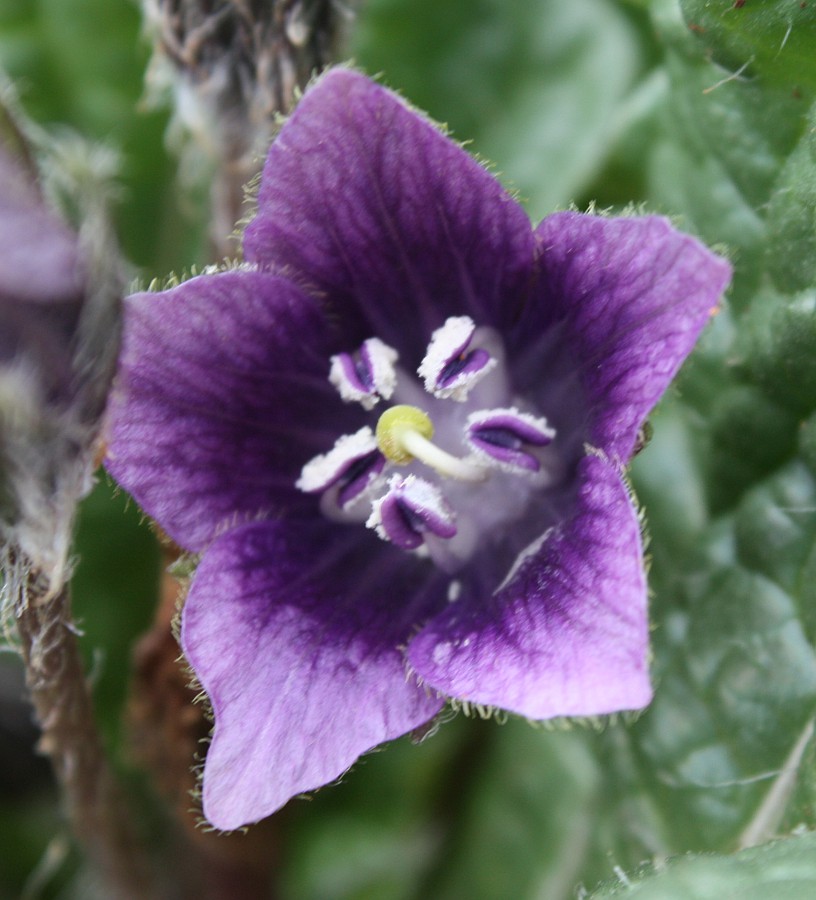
xmin=619 ymin=5 xmax=816 ymax=866
xmin=706 ymin=386 xmax=798 ymax=512
xmin=72 ymin=480 xmax=159 ymax=748
xmin=647 ymin=1 xmax=806 ymax=308
xmin=591 ymin=831 xmax=816 ymax=898
xmin=734 ymin=462 xmax=816 ymax=594
xmin=660 ymin=48 xmax=804 ymax=210
xmin=800 ymin=411 xmax=816 ymax=476
xmin=736 ymin=287 xmax=816 ymax=415
xmin=421 ymin=724 xmax=599 ymax=900
xmin=767 ymin=101 xmax=816 ymax=294
xmin=281 ymin=721 xmax=468 ymax=900
xmin=631 ymin=565 xmax=816 ymax=849
xmin=679 ymin=0 xmax=816 ymax=98
xmin=354 ymin=0 xmax=645 ymax=218
xmin=631 ymin=400 xmax=708 ymax=561
xmin=0 ymin=0 xmax=191 ymax=270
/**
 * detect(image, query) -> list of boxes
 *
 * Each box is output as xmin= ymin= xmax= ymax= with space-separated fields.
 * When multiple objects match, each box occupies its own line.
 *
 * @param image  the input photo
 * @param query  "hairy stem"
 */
xmin=15 ymin=567 xmax=153 ymax=899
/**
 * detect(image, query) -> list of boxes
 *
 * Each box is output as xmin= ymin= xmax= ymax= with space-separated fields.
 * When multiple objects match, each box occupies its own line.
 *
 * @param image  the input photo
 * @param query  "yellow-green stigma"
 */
xmin=376 ymin=405 xmax=433 ymax=464
xmin=376 ymin=404 xmax=486 ymax=482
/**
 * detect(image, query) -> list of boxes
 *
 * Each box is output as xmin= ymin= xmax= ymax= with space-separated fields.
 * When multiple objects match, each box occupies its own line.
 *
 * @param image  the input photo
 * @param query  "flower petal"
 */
xmin=524 ymin=213 xmax=731 ymax=462
xmin=181 ymin=520 xmax=445 ymax=830
xmin=408 ymin=454 xmax=652 ymax=718
xmin=0 ymin=141 xmax=84 ymax=305
xmin=106 ymin=270 xmax=359 ymax=551
xmin=243 ymin=68 xmax=535 ymax=361
xmin=0 ymin=141 xmax=86 ymax=402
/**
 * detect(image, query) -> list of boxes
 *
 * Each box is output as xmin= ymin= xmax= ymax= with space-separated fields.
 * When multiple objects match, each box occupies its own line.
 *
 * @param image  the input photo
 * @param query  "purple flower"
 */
xmin=1 ymin=120 xmax=121 ymax=586
xmin=0 ymin=138 xmax=86 ymax=411
xmin=106 ymin=69 xmax=731 ymax=830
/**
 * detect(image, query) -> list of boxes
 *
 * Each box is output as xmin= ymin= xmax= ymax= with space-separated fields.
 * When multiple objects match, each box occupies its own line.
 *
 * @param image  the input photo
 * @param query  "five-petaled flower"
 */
xmin=106 ymin=69 xmax=731 ymax=830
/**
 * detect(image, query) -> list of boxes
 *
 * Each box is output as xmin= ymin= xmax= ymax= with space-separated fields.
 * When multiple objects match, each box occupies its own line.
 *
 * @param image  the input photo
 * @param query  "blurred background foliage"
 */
xmin=2 ymin=0 xmax=816 ymax=897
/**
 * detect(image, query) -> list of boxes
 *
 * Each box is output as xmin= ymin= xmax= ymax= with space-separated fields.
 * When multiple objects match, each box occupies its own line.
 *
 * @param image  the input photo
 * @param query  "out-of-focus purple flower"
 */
xmin=0 ymin=137 xmax=86 ymax=410
xmin=1 ymin=115 xmax=120 ymax=587
xmin=106 ymin=69 xmax=731 ymax=830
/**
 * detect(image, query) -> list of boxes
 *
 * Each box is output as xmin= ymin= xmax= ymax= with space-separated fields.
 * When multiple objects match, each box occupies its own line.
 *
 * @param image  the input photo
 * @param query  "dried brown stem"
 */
xmin=126 ymin=544 xmax=280 ymax=900
xmin=15 ymin=567 xmax=153 ymax=899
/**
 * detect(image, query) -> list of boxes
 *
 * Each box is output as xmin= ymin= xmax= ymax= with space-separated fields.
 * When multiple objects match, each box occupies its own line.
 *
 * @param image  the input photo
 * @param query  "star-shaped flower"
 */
xmin=106 ymin=69 xmax=731 ymax=830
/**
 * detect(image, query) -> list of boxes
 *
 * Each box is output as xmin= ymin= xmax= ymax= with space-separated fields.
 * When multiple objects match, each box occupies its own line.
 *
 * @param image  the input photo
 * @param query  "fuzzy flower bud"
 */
xmin=0 ymin=102 xmax=122 ymax=593
xmin=143 ymin=0 xmax=345 ymax=253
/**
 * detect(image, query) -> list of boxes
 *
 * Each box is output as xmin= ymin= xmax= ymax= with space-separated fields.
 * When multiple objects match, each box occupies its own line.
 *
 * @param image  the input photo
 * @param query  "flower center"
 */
xmin=296 ymin=316 xmax=560 ymax=571
xmin=375 ymin=405 xmax=487 ymax=482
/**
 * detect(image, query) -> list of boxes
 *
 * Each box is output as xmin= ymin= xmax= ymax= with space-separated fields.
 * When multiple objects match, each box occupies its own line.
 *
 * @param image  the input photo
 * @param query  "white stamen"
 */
xmin=467 ymin=407 xmax=554 ymax=436
xmin=296 ymin=427 xmax=378 ymax=493
xmin=366 ymin=474 xmax=456 ymax=546
xmin=417 ymin=316 xmax=497 ymax=401
xmin=465 ymin=407 xmax=556 ymax=475
xmin=366 ymin=493 xmax=388 ymax=541
xmin=366 ymin=338 xmax=399 ymax=398
xmin=329 ymin=337 xmax=398 ymax=410
xmin=399 ymin=428 xmax=487 ymax=482
xmin=300 ymin=316 xmax=563 ymax=571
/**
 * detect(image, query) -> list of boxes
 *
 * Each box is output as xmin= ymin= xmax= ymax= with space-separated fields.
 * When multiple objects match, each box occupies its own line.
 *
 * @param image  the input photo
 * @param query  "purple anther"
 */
xmin=438 ymin=347 xmax=492 ymax=389
xmin=368 ymin=475 xmax=457 ymax=550
xmin=336 ymin=450 xmax=387 ymax=507
xmin=418 ymin=316 xmax=496 ymax=401
xmin=329 ymin=337 xmax=398 ymax=410
xmin=338 ymin=352 xmax=374 ymax=392
xmin=466 ymin=408 xmax=555 ymax=473
xmin=297 ymin=427 xmax=386 ymax=509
